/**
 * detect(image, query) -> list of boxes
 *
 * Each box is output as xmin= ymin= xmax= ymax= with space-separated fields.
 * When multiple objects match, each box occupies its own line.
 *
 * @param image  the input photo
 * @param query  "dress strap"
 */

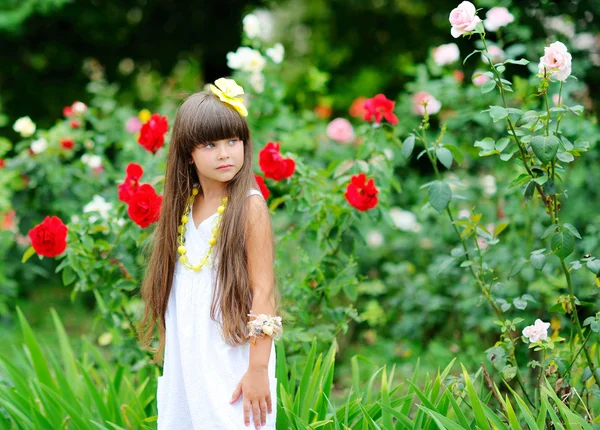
xmin=247 ymin=188 xmax=264 ymax=199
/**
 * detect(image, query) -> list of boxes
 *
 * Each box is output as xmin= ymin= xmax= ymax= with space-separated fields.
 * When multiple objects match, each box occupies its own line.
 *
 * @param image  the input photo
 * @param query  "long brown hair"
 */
xmin=138 ymin=91 xmax=280 ymax=365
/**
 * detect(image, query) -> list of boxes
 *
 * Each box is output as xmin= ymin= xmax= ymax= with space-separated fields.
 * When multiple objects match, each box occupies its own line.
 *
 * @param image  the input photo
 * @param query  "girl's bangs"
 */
xmin=187 ymin=97 xmax=249 ymax=147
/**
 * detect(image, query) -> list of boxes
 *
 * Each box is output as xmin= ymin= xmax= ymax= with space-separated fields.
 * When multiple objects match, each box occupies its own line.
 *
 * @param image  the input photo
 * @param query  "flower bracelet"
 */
xmin=246 ymin=312 xmax=283 ymax=344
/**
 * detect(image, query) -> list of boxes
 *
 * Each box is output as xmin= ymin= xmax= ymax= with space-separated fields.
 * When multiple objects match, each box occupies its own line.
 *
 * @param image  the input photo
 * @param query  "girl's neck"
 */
xmin=197 ymin=178 xmax=228 ymax=201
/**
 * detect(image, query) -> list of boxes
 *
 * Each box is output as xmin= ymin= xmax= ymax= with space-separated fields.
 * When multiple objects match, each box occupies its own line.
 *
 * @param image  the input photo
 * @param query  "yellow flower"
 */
xmin=138 ymin=109 xmax=151 ymax=123
xmin=209 ymin=78 xmax=248 ymax=117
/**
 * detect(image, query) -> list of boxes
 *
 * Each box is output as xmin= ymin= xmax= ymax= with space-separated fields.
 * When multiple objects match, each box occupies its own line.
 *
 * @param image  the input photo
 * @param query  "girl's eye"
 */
xmin=204 ymin=143 xmax=214 ymax=148
xmin=229 ymin=139 xmax=239 ymax=145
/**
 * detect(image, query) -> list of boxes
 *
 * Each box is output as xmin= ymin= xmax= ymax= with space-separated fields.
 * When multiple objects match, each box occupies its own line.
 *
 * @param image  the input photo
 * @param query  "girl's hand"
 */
xmin=230 ymin=366 xmax=272 ymax=429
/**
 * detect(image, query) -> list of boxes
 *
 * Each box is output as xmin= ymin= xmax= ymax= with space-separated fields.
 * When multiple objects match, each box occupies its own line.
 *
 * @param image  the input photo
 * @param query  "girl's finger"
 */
xmin=252 ymin=401 xmax=261 ymax=429
xmin=266 ymin=394 xmax=272 ymax=414
xmin=244 ymin=399 xmax=251 ymax=427
xmin=260 ymin=399 xmax=267 ymax=425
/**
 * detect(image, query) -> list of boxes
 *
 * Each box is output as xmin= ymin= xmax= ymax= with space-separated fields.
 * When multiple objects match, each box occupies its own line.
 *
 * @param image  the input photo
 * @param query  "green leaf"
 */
xmin=402 ymin=135 xmax=415 ymax=159
xmin=530 ymin=254 xmax=546 ymax=270
xmin=489 ymin=106 xmax=508 ymax=122
xmin=586 ymin=260 xmax=600 ymax=276
xmin=21 ymin=246 xmax=36 ymax=263
xmin=428 ymin=181 xmax=452 ymax=214
xmin=474 ymin=137 xmax=496 ymax=156
xmin=508 ymin=258 xmax=526 ymax=278
xmin=523 ymin=182 xmax=535 ymax=204
xmin=562 ymin=223 xmax=581 ymax=239
xmin=62 ymin=266 xmax=76 ymax=286
xmin=481 ymin=80 xmax=496 ymax=94
xmin=504 ymin=58 xmax=529 ymax=65
xmin=551 ymin=229 xmax=575 ymax=260
xmin=436 ymin=147 xmax=453 ymax=169
xmin=531 ymin=135 xmax=559 ymax=164
xmin=461 ymin=364 xmax=492 ymax=430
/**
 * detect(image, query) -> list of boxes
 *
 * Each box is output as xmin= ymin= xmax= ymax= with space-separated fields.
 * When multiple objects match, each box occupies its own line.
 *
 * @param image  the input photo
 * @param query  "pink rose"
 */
xmin=326 ymin=118 xmax=355 ymax=144
xmin=482 ymin=45 xmax=505 ymax=64
xmin=522 ymin=319 xmax=550 ymax=343
xmin=484 ymin=7 xmax=514 ymax=32
xmin=449 ymin=1 xmax=481 ymax=38
xmin=411 ymin=91 xmax=442 ymax=116
xmin=538 ymin=41 xmax=572 ymax=81
xmin=125 ymin=117 xmax=142 ymax=133
xmin=552 ymin=94 xmax=562 ymax=106
xmin=472 ymin=70 xmax=490 ymax=86
xmin=432 ymin=43 xmax=460 ymax=66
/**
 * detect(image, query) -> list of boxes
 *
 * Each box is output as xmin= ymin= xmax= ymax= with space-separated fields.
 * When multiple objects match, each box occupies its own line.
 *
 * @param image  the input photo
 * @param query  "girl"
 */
xmin=139 ymin=78 xmax=283 ymax=430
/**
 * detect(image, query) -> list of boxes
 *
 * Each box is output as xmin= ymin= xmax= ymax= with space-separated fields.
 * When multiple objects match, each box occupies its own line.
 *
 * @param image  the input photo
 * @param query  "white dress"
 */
xmin=157 ymin=188 xmax=277 ymax=429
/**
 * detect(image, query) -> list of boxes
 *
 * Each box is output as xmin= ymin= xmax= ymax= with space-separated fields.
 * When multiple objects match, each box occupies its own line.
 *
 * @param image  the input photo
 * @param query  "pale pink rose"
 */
xmin=484 ymin=7 xmax=514 ymax=32
xmin=326 ymin=118 xmax=355 ymax=144
xmin=449 ymin=1 xmax=482 ymax=38
xmin=522 ymin=319 xmax=550 ymax=343
xmin=482 ymin=45 xmax=505 ymax=64
xmin=472 ymin=70 xmax=490 ymax=86
xmin=411 ymin=91 xmax=442 ymax=116
xmin=477 ymin=237 xmax=489 ymax=250
xmin=552 ymin=94 xmax=562 ymax=106
xmin=432 ymin=43 xmax=460 ymax=66
xmin=125 ymin=117 xmax=142 ymax=133
xmin=538 ymin=41 xmax=572 ymax=81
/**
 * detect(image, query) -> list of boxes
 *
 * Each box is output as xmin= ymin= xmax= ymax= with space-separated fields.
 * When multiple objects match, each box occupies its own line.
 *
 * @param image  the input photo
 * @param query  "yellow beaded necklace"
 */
xmin=177 ymin=187 xmax=228 ymax=272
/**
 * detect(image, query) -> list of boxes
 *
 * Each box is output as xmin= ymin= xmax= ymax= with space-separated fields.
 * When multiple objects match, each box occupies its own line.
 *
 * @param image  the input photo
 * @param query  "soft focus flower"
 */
xmin=258 ymin=142 xmax=296 ymax=181
xmin=0 ymin=159 xmax=5 ymax=168
xmin=542 ymin=16 xmax=575 ymax=39
xmin=227 ymin=47 xmax=266 ymax=73
xmin=72 ymin=101 xmax=87 ymax=115
xmin=118 ymin=163 xmax=144 ymax=203
xmin=552 ymin=94 xmax=562 ymax=106
xmin=83 ymin=195 xmax=113 ymax=222
xmin=522 ymin=319 xmax=551 ymax=343
xmin=253 ymin=9 xmax=274 ymax=41
xmin=482 ymin=45 xmax=505 ymax=63
xmin=314 ymin=105 xmax=332 ymax=119
xmin=125 ymin=117 xmax=142 ymax=134
xmin=209 ymin=78 xmax=248 ymax=117
xmin=477 ymin=236 xmax=489 ymax=250
xmin=13 ymin=116 xmax=36 ymax=137
xmin=484 ymin=7 xmax=514 ymax=31
xmin=127 ymin=184 xmax=162 ymax=228
xmin=138 ymin=113 xmax=169 ymax=153
xmin=479 ymin=174 xmax=497 ymax=197
xmin=432 ymin=43 xmax=460 ymax=66
xmin=138 ymin=109 xmax=152 ymax=123
xmin=266 ymin=43 xmax=285 ymax=64
xmin=472 ymin=70 xmax=490 ymax=86
xmin=349 ymin=97 xmax=368 ymax=118
xmin=538 ymin=41 xmax=572 ymax=81
xmin=28 ymin=216 xmax=68 ymax=257
xmin=389 ymin=208 xmax=421 ymax=232
xmin=458 ymin=209 xmax=471 ymax=219
xmin=363 ymin=94 xmax=399 ymax=125
xmin=249 ymin=72 xmax=265 ymax=93
xmin=81 ymin=154 xmax=102 ymax=169
xmin=30 ymin=138 xmax=48 ymax=154
xmin=1 ymin=210 xmax=17 ymax=232
xmin=449 ymin=1 xmax=481 ymax=38
xmin=243 ymin=14 xmax=261 ymax=39
xmin=70 ymin=120 xmax=80 ymax=129
xmin=366 ymin=230 xmax=384 ymax=248
xmin=411 ymin=91 xmax=442 ymax=116
xmin=345 ymin=173 xmax=379 ymax=211
xmin=453 ymin=70 xmax=465 ymax=83
xmin=254 ymin=174 xmax=270 ymax=199
xmin=326 ymin=118 xmax=355 ymax=144
xmin=60 ymin=138 xmax=74 ymax=150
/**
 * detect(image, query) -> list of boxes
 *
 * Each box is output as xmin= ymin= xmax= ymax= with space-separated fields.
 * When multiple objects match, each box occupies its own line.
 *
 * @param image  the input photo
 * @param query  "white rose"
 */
xmin=266 ymin=43 xmax=285 ymax=64
xmin=432 ymin=43 xmax=460 ymax=66
xmin=226 ymin=47 xmax=265 ymax=73
xmin=249 ymin=72 xmax=265 ymax=93
xmin=83 ymin=195 xmax=113 ymax=220
xmin=538 ymin=41 xmax=572 ymax=81
xmin=13 ymin=116 xmax=36 ymax=137
xmin=479 ymin=174 xmax=497 ymax=197
xmin=366 ymin=230 xmax=383 ymax=248
xmin=522 ymin=319 xmax=550 ymax=343
xmin=30 ymin=138 xmax=48 ymax=154
xmin=243 ymin=14 xmax=261 ymax=39
xmin=72 ymin=101 xmax=87 ymax=115
xmin=449 ymin=1 xmax=482 ymax=38
xmin=483 ymin=7 xmax=514 ymax=32
xmin=390 ymin=208 xmax=421 ymax=232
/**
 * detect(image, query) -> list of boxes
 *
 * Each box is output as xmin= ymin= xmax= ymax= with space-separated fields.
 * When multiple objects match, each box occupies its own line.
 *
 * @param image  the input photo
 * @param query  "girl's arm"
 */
xmin=245 ymin=195 xmax=276 ymax=370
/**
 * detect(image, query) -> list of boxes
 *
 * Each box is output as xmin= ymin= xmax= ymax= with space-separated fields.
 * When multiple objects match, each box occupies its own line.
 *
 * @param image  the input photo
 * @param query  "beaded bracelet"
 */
xmin=246 ymin=313 xmax=283 ymax=344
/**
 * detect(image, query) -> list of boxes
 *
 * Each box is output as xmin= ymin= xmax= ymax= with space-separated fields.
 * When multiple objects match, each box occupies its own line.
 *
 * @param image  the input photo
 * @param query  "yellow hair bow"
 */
xmin=209 ymin=78 xmax=248 ymax=117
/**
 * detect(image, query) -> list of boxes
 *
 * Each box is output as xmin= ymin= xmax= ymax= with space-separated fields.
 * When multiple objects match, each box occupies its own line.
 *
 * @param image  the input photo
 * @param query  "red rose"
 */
xmin=0 ymin=159 xmax=5 ymax=168
xmin=254 ymin=174 xmax=270 ymax=199
xmin=118 ymin=163 xmax=144 ymax=203
xmin=345 ymin=173 xmax=379 ymax=211
xmin=363 ymin=94 xmax=399 ymax=125
xmin=128 ymin=184 xmax=162 ymax=228
xmin=70 ymin=120 xmax=80 ymax=129
xmin=138 ymin=113 xmax=169 ymax=154
xmin=63 ymin=106 xmax=73 ymax=117
xmin=28 ymin=216 xmax=68 ymax=257
xmin=60 ymin=138 xmax=74 ymax=150
xmin=258 ymin=142 xmax=296 ymax=181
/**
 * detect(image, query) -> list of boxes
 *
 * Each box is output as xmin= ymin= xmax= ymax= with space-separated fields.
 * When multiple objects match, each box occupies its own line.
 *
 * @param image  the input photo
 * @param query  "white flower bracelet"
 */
xmin=246 ymin=312 xmax=283 ymax=344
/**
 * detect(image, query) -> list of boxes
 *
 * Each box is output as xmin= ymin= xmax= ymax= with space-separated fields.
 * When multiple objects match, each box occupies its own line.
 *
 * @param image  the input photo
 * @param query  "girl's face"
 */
xmin=191 ymin=137 xmax=244 ymax=185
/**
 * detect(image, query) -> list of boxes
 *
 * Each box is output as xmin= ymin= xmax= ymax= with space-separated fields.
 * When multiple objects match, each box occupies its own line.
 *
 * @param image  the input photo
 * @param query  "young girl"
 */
xmin=139 ymin=78 xmax=283 ymax=430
